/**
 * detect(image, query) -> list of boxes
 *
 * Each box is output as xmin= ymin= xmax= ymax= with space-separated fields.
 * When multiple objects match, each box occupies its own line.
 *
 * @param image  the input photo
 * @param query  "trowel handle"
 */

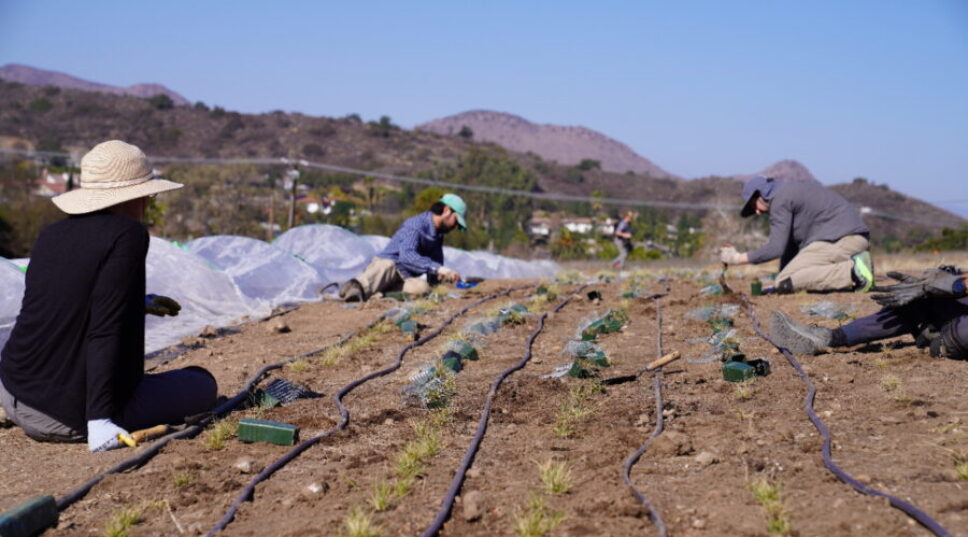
xmin=646 ymin=351 xmax=681 ymax=371
xmin=131 ymin=424 xmax=169 ymax=443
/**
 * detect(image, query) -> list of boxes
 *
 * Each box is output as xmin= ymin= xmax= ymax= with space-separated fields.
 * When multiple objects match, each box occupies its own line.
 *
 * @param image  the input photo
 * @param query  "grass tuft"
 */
xmin=102 ymin=506 xmax=142 ymax=537
xmin=879 ymin=374 xmax=901 ymax=392
xmin=748 ymin=478 xmax=792 ymax=536
xmin=172 ymin=471 xmax=195 ymax=488
xmin=369 ymin=480 xmax=394 ymax=512
xmin=734 ymin=379 xmax=755 ymax=401
xmin=204 ymin=420 xmax=237 ymax=451
xmin=513 ymin=493 xmax=564 ymax=537
xmin=341 ymin=506 xmax=380 ymax=537
xmin=538 ymin=459 xmax=573 ymax=494
xmin=551 ymin=383 xmax=598 ymax=438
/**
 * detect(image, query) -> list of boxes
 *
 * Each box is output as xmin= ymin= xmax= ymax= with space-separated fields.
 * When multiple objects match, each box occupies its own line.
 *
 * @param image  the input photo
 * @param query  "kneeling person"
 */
xmin=719 ymin=176 xmax=874 ymax=293
xmin=340 ymin=194 xmax=467 ymax=302
xmin=0 ymin=140 xmax=219 ymax=452
xmin=770 ymin=267 xmax=968 ymax=359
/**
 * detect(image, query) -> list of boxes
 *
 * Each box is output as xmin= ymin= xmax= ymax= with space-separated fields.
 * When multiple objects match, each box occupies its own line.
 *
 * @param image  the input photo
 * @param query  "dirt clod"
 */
xmin=462 ymin=490 xmax=484 ymax=522
xmin=233 ymin=457 xmax=256 ymax=474
xmin=269 ymin=320 xmax=291 ymax=334
xmin=694 ymin=451 xmax=718 ymax=467
xmin=651 ymin=430 xmax=694 ymax=457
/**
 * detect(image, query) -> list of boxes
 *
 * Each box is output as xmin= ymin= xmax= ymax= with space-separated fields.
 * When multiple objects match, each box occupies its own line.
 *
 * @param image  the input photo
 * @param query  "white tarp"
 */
xmin=145 ymin=237 xmax=271 ymax=353
xmin=0 ymin=260 xmax=26 ymax=351
xmin=187 ymin=235 xmax=324 ymax=305
xmin=273 ymin=225 xmax=377 ymax=285
xmin=2 ymin=225 xmax=557 ymax=355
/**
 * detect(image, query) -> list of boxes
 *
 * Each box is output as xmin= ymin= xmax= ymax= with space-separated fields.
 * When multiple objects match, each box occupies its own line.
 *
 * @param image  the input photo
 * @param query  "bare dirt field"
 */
xmin=2 ymin=258 xmax=967 ymax=537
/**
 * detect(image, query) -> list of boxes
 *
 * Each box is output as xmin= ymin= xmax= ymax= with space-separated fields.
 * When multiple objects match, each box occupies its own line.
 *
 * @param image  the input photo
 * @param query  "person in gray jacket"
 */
xmin=719 ymin=176 xmax=874 ymax=293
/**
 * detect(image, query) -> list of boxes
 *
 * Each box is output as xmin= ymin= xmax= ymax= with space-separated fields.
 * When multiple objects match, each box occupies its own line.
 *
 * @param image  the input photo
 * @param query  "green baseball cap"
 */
xmin=440 ymin=193 xmax=467 ymax=230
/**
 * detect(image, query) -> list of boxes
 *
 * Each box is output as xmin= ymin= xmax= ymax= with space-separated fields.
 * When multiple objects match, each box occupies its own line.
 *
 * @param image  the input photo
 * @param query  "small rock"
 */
xmin=281 ymin=496 xmax=297 ymax=508
xmin=692 ymin=518 xmax=706 ymax=529
xmin=306 ymin=482 xmax=328 ymax=495
xmin=269 ymin=320 xmax=291 ymax=334
xmin=651 ymin=431 xmax=694 ymax=457
xmin=694 ymin=451 xmax=718 ymax=467
xmin=199 ymin=325 xmax=218 ymax=338
xmin=856 ymin=474 xmax=871 ymax=483
xmin=466 ymin=467 xmax=483 ymax=479
xmin=634 ymin=413 xmax=651 ymax=427
xmin=0 ymin=405 xmax=12 ymax=427
xmin=383 ymin=418 xmax=396 ymax=426
xmin=462 ymin=490 xmax=484 ymax=522
xmin=233 ymin=457 xmax=256 ymax=474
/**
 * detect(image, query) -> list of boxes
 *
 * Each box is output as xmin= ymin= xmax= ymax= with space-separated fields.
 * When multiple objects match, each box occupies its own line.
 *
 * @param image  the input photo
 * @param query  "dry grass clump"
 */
xmin=748 ymin=478 xmax=792 ymax=536
xmin=512 ymin=493 xmax=564 ymax=537
xmin=538 ymin=459 xmax=573 ymax=494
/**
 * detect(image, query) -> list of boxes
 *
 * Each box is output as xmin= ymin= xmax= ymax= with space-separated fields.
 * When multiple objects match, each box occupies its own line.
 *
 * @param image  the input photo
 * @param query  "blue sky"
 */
xmin=2 ymin=0 xmax=967 ymax=215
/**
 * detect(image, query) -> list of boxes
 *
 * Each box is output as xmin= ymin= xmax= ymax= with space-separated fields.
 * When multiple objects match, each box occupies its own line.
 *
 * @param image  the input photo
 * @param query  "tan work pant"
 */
xmin=776 ymin=234 xmax=869 ymax=292
xmin=356 ymin=257 xmax=431 ymax=298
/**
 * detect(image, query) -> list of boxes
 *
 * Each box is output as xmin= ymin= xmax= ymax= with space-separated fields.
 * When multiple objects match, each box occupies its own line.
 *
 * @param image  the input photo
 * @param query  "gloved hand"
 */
xmin=871 ymin=269 xmax=967 ymax=308
xmin=437 ymin=266 xmax=461 ymax=283
xmin=87 ymin=419 xmax=129 ymax=452
xmin=719 ymin=245 xmax=744 ymax=265
xmin=145 ymin=294 xmax=181 ymax=316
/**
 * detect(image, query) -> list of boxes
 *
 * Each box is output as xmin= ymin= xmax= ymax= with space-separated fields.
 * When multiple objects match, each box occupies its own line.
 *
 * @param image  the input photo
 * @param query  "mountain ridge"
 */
xmin=0 ymin=63 xmax=190 ymax=106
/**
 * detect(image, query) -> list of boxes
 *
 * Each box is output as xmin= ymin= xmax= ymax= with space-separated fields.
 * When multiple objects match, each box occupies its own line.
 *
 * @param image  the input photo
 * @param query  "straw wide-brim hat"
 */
xmin=52 ymin=140 xmax=183 ymax=214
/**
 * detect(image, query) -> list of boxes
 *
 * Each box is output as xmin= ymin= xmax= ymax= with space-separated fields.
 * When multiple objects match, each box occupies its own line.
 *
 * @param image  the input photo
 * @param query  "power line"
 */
xmin=0 ymin=147 xmax=961 ymax=228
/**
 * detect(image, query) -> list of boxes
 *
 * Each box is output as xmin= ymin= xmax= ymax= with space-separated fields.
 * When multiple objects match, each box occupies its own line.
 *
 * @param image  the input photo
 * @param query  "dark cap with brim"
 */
xmin=740 ymin=175 xmax=774 ymax=218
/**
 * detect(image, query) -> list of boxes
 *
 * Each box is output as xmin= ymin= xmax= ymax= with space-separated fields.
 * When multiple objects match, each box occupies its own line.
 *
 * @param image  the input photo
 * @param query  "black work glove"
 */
xmin=145 ymin=294 xmax=182 ymax=316
xmin=870 ymin=269 xmax=966 ymax=308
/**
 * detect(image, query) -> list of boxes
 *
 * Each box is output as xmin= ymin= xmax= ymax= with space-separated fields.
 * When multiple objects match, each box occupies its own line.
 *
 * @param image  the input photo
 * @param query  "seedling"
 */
xmin=949 ymin=450 xmax=968 ymax=480
xmin=172 ymin=471 xmax=195 ymax=488
xmin=204 ymin=419 xmax=237 ymax=451
xmin=369 ymin=480 xmax=394 ymax=512
xmin=551 ymin=383 xmax=597 ymax=438
xmin=734 ymin=379 xmax=755 ymax=401
xmin=538 ymin=460 xmax=573 ymax=494
xmin=873 ymin=357 xmax=888 ymax=369
xmin=341 ymin=506 xmax=380 ymax=537
xmin=879 ymin=374 xmax=901 ymax=393
xmin=287 ymin=358 xmax=310 ymax=373
xmin=748 ymin=478 xmax=792 ymax=536
xmin=512 ymin=493 xmax=564 ymax=537
xmin=102 ymin=506 xmax=142 ymax=537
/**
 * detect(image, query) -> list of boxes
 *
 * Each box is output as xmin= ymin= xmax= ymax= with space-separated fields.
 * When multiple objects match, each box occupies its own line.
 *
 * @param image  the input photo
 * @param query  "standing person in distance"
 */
xmin=612 ymin=211 xmax=635 ymax=270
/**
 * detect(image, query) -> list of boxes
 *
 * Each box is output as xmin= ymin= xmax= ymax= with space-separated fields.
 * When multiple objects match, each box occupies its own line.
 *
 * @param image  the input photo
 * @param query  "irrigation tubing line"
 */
xmin=206 ymin=285 xmax=530 ymax=536
xmin=419 ymin=284 xmax=589 ymax=537
xmin=54 ymin=310 xmax=390 ymax=512
xmin=741 ymin=295 xmax=954 ymax=537
xmin=621 ymin=281 xmax=672 ymax=537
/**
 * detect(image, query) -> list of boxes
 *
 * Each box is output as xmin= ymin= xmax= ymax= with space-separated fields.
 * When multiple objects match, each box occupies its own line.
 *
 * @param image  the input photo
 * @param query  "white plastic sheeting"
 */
xmin=187 ymin=235 xmax=322 ymax=304
xmin=2 ymin=224 xmax=557 ymax=355
xmin=0 ymin=260 xmax=26 ymax=352
xmin=273 ymin=225 xmax=377 ymax=285
xmin=145 ymin=237 xmax=271 ymax=353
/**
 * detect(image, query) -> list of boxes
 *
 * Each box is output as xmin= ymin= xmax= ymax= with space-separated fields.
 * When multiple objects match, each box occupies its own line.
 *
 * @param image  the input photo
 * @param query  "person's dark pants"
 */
xmin=0 ymin=366 xmax=218 ymax=442
xmin=839 ymin=296 xmax=968 ymax=358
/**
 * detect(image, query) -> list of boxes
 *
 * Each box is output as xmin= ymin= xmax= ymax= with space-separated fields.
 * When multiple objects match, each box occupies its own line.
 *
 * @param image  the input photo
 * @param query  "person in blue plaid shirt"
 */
xmin=339 ymin=194 xmax=467 ymax=302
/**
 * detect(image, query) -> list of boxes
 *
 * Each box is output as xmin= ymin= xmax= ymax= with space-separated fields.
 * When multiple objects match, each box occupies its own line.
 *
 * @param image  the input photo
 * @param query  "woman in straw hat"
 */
xmin=0 ymin=140 xmax=218 ymax=452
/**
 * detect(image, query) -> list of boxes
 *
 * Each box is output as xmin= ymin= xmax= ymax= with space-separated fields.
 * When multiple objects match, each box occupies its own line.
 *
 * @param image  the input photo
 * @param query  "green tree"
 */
xmin=458 ymin=125 xmax=474 ymax=139
xmin=577 ymin=159 xmax=601 ymax=171
xmin=149 ymin=94 xmax=174 ymax=110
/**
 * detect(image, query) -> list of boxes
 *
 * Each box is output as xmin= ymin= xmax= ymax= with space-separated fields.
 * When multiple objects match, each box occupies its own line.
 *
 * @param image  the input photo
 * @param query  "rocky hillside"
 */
xmin=0 ymin=79 xmax=961 ymax=253
xmin=0 ymin=63 xmax=190 ymax=106
xmin=418 ymin=109 xmax=678 ymax=179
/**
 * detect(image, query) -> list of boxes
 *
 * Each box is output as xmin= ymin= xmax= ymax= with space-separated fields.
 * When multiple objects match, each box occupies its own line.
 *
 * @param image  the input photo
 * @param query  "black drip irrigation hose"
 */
xmin=419 ymin=284 xmax=589 ymax=537
xmin=741 ymin=295 xmax=954 ymax=537
xmin=206 ymin=285 xmax=530 ymax=537
xmin=621 ymin=283 xmax=671 ymax=537
xmin=54 ymin=311 xmax=390 ymax=512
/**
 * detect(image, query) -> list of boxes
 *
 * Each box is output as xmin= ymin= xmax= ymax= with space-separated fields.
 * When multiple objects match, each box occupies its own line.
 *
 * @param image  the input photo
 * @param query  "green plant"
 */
xmin=102 ymin=506 xmax=142 ymax=537
xmin=735 ymin=379 xmax=755 ymax=401
xmin=879 ymin=374 xmax=901 ymax=392
xmin=341 ymin=506 xmax=380 ymax=537
xmin=512 ymin=493 xmax=564 ymax=537
xmin=288 ymin=358 xmax=310 ymax=373
xmin=748 ymin=478 xmax=792 ymax=536
xmin=551 ymin=383 xmax=597 ymax=438
xmin=173 ymin=471 xmax=195 ymax=488
xmin=951 ymin=450 xmax=968 ymax=480
xmin=538 ymin=460 xmax=573 ymax=494
xmin=369 ymin=480 xmax=394 ymax=512
xmin=204 ymin=420 xmax=237 ymax=450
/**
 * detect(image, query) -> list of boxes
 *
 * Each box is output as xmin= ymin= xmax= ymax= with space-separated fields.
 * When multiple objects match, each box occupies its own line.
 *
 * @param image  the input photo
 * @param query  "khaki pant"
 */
xmin=776 ymin=234 xmax=869 ymax=292
xmin=356 ymin=257 xmax=430 ymax=299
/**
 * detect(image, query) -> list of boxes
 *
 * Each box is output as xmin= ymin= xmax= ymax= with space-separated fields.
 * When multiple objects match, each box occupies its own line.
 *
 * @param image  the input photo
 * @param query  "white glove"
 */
xmin=719 ymin=245 xmax=744 ymax=265
xmin=437 ymin=266 xmax=460 ymax=283
xmin=87 ymin=419 xmax=129 ymax=452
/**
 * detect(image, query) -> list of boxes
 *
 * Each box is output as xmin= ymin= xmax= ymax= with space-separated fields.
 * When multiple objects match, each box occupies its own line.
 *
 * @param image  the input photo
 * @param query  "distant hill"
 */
xmin=732 ymin=159 xmax=819 ymax=183
xmin=0 ymin=63 xmax=190 ymax=106
xmin=0 ymin=79 xmax=961 ymax=252
xmin=417 ymin=110 xmax=678 ymax=179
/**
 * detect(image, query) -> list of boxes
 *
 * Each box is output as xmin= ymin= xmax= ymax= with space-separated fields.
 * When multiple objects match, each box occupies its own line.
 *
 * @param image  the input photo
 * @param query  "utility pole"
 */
xmin=286 ymin=166 xmax=300 ymax=230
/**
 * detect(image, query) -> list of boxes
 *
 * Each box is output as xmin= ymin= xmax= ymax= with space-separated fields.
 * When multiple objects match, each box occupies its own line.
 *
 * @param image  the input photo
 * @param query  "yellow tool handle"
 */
xmin=645 ymin=351 xmax=681 ymax=371
xmin=117 ymin=424 xmax=170 ymax=447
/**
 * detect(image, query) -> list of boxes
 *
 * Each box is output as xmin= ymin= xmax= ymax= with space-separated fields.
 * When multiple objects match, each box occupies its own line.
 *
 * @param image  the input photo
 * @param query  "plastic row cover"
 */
xmin=1 ymin=224 xmax=558 ymax=355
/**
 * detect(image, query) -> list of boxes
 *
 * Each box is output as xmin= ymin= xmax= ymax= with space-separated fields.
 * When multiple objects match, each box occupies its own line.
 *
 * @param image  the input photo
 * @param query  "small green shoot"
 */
xmin=172 ymin=471 xmax=195 ymax=488
xmin=748 ymin=478 xmax=792 ymax=536
xmin=341 ymin=506 xmax=380 ymax=537
xmin=879 ymin=374 xmax=901 ymax=393
xmin=951 ymin=450 xmax=968 ymax=480
xmin=204 ymin=420 xmax=237 ymax=450
xmin=369 ymin=480 xmax=394 ymax=512
xmin=288 ymin=358 xmax=310 ymax=373
xmin=538 ymin=459 xmax=573 ymax=494
xmin=102 ymin=506 xmax=143 ymax=537
xmin=735 ymin=379 xmax=755 ymax=401
xmin=512 ymin=493 xmax=564 ymax=537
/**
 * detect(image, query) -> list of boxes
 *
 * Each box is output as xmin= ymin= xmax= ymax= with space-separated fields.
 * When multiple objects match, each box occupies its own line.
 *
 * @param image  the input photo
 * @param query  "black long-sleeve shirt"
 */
xmin=0 ymin=212 xmax=147 ymax=431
